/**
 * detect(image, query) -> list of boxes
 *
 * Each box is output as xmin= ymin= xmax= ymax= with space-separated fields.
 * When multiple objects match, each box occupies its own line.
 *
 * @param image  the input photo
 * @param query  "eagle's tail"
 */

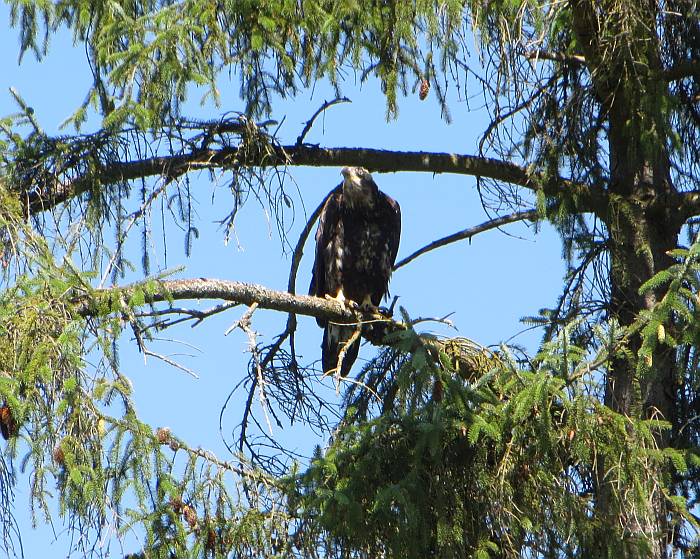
xmin=322 ymin=324 xmax=361 ymax=377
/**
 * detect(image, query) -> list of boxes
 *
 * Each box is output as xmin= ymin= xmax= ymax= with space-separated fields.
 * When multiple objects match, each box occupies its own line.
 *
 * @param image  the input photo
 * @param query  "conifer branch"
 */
xmin=22 ymin=141 xmax=606 ymax=217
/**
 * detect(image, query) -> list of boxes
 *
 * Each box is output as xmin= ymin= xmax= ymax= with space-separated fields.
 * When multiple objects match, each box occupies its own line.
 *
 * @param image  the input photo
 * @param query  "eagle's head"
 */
xmin=341 ymin=166 xmax=379 ymax=207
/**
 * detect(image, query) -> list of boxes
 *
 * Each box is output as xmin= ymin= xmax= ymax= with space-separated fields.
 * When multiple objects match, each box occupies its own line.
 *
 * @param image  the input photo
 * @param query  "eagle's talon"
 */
xmin=359 ymin=295 xmax=376 ymax=312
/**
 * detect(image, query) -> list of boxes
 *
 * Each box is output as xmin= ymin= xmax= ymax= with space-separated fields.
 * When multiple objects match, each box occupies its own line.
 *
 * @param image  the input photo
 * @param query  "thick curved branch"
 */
xmin=25 ymin=142 xmax=606 ymax=217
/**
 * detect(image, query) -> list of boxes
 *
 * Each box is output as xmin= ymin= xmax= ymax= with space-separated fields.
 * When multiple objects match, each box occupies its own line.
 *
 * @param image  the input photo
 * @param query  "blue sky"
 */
xmin=0 ymin=6 xmax=566 ymax=557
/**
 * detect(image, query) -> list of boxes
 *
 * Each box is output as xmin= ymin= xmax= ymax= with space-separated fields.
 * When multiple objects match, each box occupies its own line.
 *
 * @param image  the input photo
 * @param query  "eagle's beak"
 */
xmin=341 ymin=167 xmax=352 ymax=179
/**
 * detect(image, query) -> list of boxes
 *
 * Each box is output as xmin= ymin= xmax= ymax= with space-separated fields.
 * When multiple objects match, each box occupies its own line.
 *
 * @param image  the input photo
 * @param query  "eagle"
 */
xmin=309 ymin=166 xmax=401 ymax=376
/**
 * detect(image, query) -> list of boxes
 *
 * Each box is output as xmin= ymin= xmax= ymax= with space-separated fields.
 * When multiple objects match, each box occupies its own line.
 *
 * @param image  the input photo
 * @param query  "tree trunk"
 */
xmin=568 ymin=2 xmax=684 ymax=553
xmin=599 ymin=97 xmax=682 ymax=558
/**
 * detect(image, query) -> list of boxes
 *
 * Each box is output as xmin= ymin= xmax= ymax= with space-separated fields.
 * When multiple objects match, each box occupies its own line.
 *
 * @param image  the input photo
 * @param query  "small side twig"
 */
xmin=328 ymin=325 xmax=362 ymax=394
xmin=295 ymin=97 xmax=351 ymax=146
xmin=225 ymin=302 xmax=259 ymax=336
xmin=135 ymin=301 xmax=240 ymax=331
xmin=143 ymin=348 xmax=200 ymax=378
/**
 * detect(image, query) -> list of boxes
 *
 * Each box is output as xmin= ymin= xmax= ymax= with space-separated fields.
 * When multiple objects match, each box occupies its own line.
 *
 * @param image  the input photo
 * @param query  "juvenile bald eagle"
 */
xmin=309 ymin=167 xmax=401 ymax=376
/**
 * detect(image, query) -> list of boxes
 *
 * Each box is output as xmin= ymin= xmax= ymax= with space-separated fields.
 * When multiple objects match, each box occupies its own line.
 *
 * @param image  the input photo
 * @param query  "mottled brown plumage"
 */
xmin=309 ymin=167 xmax=401 ymax=376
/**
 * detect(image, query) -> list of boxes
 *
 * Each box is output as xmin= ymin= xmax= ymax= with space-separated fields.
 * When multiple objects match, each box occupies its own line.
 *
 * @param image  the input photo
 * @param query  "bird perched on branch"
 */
xmin=309 ymin=167 xmax=401 ymax=376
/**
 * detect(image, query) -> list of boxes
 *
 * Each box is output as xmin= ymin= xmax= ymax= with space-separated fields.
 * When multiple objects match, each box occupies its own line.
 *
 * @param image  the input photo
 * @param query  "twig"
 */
xmin=135 ymin=301 xmax=240 ymax=329
xmin=296 ymin=97 xmax=351 ymax=146
xmin=9 ymin=87 xmax=43 ymax=134
xmin=524 ymin=49 xmax=587 ymax=65
xmin=143 ymin=348 xmax=199 ymax=378
xmin=225 ymin=302 xmax=259 ymax=336
xmin=326 ymin=325 xmax=362 ymax=394
xmin=394 ymin=209 xmax=539 ymax=270
xmin=225 ymin=304 xmax=276 ymax=435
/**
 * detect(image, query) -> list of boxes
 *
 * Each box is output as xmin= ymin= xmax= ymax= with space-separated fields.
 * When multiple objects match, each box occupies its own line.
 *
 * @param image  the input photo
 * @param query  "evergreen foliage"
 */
xmin=290 ymin=324 xmax=692 ymax=558
xmin=0 ymin=0 xmax=699 ymax=557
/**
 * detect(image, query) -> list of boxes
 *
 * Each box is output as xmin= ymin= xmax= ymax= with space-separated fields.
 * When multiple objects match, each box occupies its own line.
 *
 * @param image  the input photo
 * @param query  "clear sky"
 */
xmin=0 ymin=6 xmax=566 ymax=557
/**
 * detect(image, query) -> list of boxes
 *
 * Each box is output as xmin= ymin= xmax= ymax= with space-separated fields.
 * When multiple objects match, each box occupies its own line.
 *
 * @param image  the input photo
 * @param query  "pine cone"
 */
xmin=419 ymin=78 xmax=430 ymax=100
xmin=0 ymin=405 xmax=18 ymax=439
xmin=182 ymin=504 xmax=198 ymax=529
xmin=156 ymin=427 xmax=171 ymax=444
xmin=53 ymin=444 xmax=65 ymax=465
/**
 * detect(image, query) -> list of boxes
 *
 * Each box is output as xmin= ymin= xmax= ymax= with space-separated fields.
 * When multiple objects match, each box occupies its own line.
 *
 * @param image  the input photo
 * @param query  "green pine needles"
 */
xmin=290 ymin=318 xmax=694 ymax=558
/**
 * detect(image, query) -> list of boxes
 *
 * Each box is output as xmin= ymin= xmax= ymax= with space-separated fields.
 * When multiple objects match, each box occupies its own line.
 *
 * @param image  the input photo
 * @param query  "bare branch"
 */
xmin=394 ymin=209 xmax=539 ymax=270
xmin=295 ymin=97 xmax=351 ymax=146
xmin=77 ymin=277 xmax=388 ymax=333
xmin=238 ymin=192 xmax=331 ymax=432
xmin=225 ymin=302 xmax=260 ymax=336
xmin=524 ymin=50 xmax=587 ymax=65
xmin=143 ymin=348 xmax=200 ymax=378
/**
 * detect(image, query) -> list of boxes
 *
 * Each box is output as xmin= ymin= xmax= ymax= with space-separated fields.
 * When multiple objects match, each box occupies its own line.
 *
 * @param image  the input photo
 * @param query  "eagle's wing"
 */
xmin=309 ymin=185 xmax=343 ymax=325
xmin=385 ymin=193 xmax=401 ymax=266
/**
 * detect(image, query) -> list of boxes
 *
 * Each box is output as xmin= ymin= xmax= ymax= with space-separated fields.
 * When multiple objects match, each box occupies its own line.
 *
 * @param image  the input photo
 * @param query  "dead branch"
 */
xmin=225 ymin=303 xmax=277 ymax=435
xmin=524 ymin=50 xmax=587 ymax=65
xmin=233 ymin=192 xmax=331 ymax=448
xmin=76 ymin=277 xmax=396 ymax=339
